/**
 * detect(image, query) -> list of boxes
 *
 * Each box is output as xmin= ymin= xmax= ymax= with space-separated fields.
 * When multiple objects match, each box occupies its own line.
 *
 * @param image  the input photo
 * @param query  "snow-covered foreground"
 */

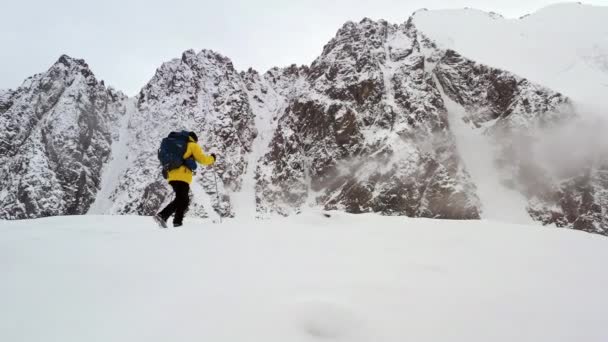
xmin=1 ymin=213 xmax=607 ymax=342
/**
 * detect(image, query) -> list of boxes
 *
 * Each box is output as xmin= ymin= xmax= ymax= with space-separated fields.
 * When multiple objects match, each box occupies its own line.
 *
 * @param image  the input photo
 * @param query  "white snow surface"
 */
xmin=231 ymin=74 xmax=285 ymax=219
xmin=88 ymin=97 xmax=136 ymax=214
xmin=2 ymin=213 xmax=608 ymax=341
xmin=414 ymin=3 xmax=608 ymax=108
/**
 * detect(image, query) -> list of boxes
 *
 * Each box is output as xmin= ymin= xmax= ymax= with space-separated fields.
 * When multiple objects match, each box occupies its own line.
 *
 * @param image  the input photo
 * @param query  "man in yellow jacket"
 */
xmin=154 ymin=132 xmax=216 ymax=228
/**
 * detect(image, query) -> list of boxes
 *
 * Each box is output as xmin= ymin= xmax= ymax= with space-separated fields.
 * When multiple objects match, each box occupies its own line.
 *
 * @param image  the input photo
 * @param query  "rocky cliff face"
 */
xmin=1 ymin=16 xmax=606 ymax=235
xmin=0 ymin=56 xmax=126 ymax=219
xmin=256 ymin=19 xmax=481 ymax=219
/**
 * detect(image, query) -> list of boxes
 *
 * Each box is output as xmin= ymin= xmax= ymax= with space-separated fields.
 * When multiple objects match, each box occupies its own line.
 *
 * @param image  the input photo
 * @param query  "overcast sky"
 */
xmin=2 ymin=0 xmax=607 ymax=95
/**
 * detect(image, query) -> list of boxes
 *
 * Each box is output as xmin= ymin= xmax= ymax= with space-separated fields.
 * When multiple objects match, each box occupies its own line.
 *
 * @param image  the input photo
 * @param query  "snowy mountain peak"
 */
xmin=180 ymin=49 xmax=197 ymax=63
xmin=0 ymin=55 xmax=126 ymax=220
xmin=530 ymin=2 xmax=589 ymax=14
xmin=412 ymin=3 xmax=608 ymax=107
xmin=412 ymin=8 xmax=429 ymax=15
xmin=514 ymin=2 xmax=607 ymax=25
xmin=459 ymin=7 xmax=505 ymax=20
xmin=413 ymin=2 xmax=591 ymax=22
xmin=48 ymin=54 xmax=97 ymax=81
xmin=411 ymin=7 xmax=502 ymax=20
xmin=179 ymin=49 xmax=235 ymax=70
xmin=337 ymin=17 xmax=389 ymax=33
xmin=487 ymin=11 xmax=504 ymax=19
xmin=332 ymin=17 xmax=390 ymax=43
xmin=138 ymin=48 xmax=242 ymax=107
xmin=55 ymin=54 xmax=88 ymax=68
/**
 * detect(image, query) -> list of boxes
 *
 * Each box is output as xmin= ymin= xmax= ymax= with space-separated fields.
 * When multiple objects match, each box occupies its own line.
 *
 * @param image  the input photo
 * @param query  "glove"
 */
xmin=210 ymin=153 xmax=217 ymax=163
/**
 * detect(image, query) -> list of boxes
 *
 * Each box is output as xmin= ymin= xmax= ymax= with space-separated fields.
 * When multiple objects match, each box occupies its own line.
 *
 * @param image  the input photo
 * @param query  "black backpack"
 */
xmin=158 ymin=131 xmax=192 ymax=179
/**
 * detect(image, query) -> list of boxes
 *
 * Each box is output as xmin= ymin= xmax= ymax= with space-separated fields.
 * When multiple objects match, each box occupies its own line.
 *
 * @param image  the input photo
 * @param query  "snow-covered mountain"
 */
xmin=256 ymin=19 xmax=483 ymax=219
xmin=0 ymin=56 xmax=126 ymax=219
xmin=1 ymin=4 xmax=607 ymax=235
xmin=413 ymin=3 xmax=608 ymax=108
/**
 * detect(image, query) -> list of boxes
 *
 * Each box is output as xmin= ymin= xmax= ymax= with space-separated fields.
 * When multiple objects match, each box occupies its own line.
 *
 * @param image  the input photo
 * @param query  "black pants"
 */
xmin=158 ymin=181 xmax=190 ymax=225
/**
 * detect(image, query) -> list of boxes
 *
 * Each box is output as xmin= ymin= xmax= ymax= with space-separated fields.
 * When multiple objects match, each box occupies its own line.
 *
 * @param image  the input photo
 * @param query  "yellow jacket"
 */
xmin=167 ymin=137 xmax=215 ymax=184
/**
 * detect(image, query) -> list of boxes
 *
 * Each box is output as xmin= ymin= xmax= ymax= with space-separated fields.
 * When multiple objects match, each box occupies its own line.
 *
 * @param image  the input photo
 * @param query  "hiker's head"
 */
xmin=189 ymin=131 xmax=198 ymax=142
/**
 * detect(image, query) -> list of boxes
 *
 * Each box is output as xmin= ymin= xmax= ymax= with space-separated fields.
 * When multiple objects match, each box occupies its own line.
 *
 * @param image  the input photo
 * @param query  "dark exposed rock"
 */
xmin=0 ymin=89 xmax=14 ymax=114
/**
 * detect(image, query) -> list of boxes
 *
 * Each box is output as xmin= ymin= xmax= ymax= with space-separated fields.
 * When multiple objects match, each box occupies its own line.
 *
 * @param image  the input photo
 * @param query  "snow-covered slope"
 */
xmin=0 ymin=56 xmax=126 ymax=219
xmin=1 ymin=214 xmax=607 ymax=341
xmin=413 ymin=3 xmax=608 ymax=107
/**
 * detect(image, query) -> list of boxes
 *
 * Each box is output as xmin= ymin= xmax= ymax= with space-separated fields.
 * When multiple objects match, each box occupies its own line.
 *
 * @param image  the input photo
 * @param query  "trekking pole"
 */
xmin=213 ymin=168 xmax=222 ymax=224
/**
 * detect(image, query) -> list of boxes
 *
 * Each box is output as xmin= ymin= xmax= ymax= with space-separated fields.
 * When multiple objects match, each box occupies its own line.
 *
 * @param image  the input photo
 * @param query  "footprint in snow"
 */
xmin=292 ymin=299 xmax=370 ymax=341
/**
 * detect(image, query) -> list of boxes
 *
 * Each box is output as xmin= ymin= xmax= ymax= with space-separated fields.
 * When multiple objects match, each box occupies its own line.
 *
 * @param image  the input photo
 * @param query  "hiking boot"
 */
xmin=153 ymin=214 xmax=168 ymax=228
xmin=173 ymin=222 xmax=183 ymax=228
